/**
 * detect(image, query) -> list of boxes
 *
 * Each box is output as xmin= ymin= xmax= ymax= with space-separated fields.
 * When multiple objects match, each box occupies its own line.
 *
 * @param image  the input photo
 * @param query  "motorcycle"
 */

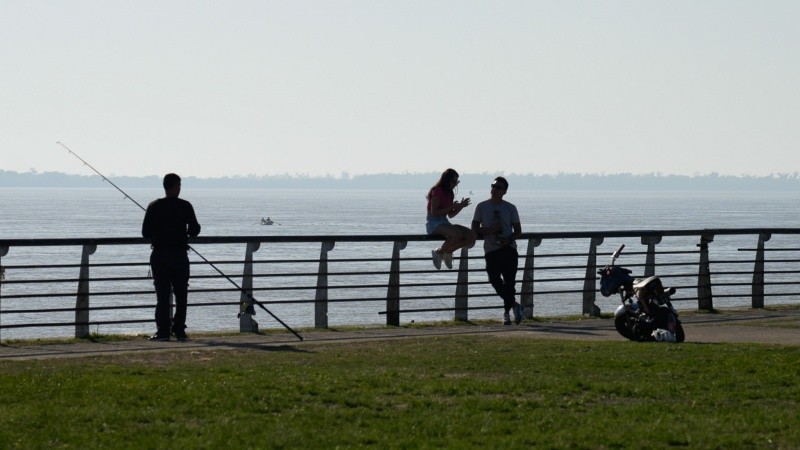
xmin=598 ymin=244 xmax=685 ymax=343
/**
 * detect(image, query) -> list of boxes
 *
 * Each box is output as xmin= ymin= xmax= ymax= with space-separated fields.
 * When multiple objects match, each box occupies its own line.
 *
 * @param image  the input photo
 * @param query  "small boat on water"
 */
xmin=260 ymin=217 xmax=274 ymax=225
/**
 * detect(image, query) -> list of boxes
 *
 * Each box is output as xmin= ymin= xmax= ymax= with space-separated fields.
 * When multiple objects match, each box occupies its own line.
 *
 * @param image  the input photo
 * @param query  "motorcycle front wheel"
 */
xmin=614 ymin=314 xmax=635 ymax=340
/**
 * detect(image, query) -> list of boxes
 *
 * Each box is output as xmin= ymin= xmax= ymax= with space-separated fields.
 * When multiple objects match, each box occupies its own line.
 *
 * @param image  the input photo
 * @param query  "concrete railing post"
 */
xmin=75 ymin=243 xmax=96 ymax=338
xmin=583 ymin=236 xmax=604 ymax=316
xmin=0 ymin=245 xmax=7 ymax=280
xmin=386 ymin=240 xmax=407 ymax=326
xmin=752 ymin=232 xmax=771 ymax=309
xmin=239 ymin=242 xmax=260 ymax=332
xmin=520 ymin=238 xmax=541 ymax=319
xmin=697 ymin=234 xmax=714 ymax=310
xmin=315 ymin=241 xmax=335 ymax=328
xmin=0 ymin=245 xmax=8 ymax=342
xmin=641 ymin=235 xmax=662 ymax=277
xmin=454 ymin=245 xmax=471 ymax=322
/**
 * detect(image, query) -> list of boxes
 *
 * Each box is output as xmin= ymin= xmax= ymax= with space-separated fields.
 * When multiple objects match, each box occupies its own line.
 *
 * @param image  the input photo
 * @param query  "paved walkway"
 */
xmin=2 ymin=308 xmax=800 ymax=361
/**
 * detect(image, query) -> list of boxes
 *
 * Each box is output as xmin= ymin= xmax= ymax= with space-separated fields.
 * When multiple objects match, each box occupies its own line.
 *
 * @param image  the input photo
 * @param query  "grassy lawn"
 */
xmin=1 ymin=336 xmax=799 ymax=449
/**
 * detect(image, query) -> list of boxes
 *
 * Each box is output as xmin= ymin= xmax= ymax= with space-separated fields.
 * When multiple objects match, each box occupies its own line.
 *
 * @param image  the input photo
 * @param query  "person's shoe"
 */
xmin=503 ymin=313 xmax=512 ymax=326
xmin=443 ymin=252 xmax=453 ymax=269
xmin=172 ymin=327 xmax=189 ymax=342
xmin=149 ymin=333 xmax=170 ymax=342
xmin=431 ymin=250 xmax=442 ymax=270
xmin=513 ymin=303 xmax=523 ymax=324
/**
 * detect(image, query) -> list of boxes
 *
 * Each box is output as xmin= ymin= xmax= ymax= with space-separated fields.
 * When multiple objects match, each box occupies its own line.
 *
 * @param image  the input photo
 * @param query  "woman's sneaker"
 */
xmin=443 ymin=253 xmax=453 ymax=269
xmin=431 ymin=250 xmax=442 ymax=270
xmin=503 ymin=312 xmax=512 ymax=326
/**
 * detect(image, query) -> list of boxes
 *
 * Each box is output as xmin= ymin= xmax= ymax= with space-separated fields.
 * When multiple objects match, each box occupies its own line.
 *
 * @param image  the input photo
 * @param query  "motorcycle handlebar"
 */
xmin=610 ymin=244 xmax=625 ymax=264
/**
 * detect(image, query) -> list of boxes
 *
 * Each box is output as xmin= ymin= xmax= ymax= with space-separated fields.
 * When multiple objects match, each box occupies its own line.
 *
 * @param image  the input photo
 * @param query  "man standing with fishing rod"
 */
xmin=58 ymin=142 xmax=303 ymax=341
xmin=142 ymin=173 xmax=201 ymax=341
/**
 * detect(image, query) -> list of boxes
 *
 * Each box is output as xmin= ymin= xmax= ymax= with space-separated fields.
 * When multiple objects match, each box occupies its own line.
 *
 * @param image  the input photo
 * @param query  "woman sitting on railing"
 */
xmin=425 ymin=168 xmax=477 ymax=269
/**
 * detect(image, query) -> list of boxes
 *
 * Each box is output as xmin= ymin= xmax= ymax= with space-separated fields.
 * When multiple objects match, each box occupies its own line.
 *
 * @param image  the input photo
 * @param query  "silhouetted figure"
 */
xmin=472 ymin=177 xmax=523 ymax=325
xmin=425 ymin=168 xmax=477 ymax=269
xmin=142 ymin=173 xmax=201 ymax=341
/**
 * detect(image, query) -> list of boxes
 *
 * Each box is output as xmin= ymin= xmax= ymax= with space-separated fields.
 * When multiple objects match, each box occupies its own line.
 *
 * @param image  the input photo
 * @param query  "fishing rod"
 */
xmin=57 ymin=141 xmax=303 ymax=341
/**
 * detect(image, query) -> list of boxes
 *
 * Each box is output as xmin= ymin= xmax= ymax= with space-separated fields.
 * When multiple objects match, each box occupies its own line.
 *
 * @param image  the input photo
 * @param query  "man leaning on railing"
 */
xmin=471 ymin=176 xmax=523 ymax=325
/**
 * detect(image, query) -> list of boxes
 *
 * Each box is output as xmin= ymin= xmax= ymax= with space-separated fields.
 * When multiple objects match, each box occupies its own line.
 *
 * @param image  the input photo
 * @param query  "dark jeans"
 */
xmin=150 ymin=250 xmax=190 ymax=334
xmin=484 ymin=246 xmax=519 ymax=313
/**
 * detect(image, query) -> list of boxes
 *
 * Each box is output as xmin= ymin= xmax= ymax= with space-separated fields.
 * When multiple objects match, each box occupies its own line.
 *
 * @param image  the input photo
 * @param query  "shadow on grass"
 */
xmin=202 ymin=342 xmax=312 ymax=354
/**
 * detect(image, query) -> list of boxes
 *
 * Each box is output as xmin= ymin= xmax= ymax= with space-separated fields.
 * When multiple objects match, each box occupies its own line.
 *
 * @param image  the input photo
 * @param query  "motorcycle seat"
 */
xmin=633 ymin=276 xmax=676 ymax=295
xmin=632 ymin=276 xmax=660 ymax=290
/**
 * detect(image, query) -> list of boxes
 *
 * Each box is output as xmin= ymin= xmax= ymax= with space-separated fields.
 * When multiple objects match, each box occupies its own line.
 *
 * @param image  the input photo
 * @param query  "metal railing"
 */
xmin=1 ymin=228 xmax=800 ymax=340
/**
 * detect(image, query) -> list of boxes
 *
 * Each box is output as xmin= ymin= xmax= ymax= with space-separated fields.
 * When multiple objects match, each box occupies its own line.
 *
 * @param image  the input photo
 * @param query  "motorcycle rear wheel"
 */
xmin=675 ymin=322 xmax=685 ymax=343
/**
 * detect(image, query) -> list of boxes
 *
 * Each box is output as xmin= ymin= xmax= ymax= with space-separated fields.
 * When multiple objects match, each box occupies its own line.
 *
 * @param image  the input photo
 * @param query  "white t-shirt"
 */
xmin=472 ymin=199 xmax=520 ymax=253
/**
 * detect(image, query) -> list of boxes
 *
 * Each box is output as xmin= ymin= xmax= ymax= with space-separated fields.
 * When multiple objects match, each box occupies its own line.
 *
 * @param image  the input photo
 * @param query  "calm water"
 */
xmin=2 ymin=187 xmax=799 ymax=237
xmin=1 ymin=187 xmax=799 ymax=339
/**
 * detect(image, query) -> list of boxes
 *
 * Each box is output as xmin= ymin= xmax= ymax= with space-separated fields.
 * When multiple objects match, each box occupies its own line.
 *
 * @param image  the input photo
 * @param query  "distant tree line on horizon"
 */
xmin=2 ymin=169 xmax=800 ymax=191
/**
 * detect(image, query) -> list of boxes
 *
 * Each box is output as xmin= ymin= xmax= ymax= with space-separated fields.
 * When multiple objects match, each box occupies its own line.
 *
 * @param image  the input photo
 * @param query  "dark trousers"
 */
xmin=150 ymin=250 xmax=190 ymax=334
xmin=484 ymin=246 xmax=519 ymax=313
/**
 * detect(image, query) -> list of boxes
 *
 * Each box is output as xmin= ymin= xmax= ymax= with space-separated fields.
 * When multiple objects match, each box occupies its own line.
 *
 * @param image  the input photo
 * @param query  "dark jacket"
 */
xmin=142 ymin=197 xmax=201 ymax=251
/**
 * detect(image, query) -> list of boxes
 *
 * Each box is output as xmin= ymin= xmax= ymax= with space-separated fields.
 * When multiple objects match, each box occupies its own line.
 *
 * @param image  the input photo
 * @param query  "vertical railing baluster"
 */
xmin=454 ymin=246 xmax=470 ymax=322
xmin=239 ymin=242 xmax=260 ymax=332
xmin=386 ymin=240 xmax=407 ymax=326
xmin=642 ymin=235 xmax=662 ymax=277
xmin=75 ymin=244 xmax=96 ymax=338
xmin=315 ymin=241 xmax=335 ymax=328
xmin=697 ymin=234 xmax=714 ymax=310
xmin=583 ymin=236 xmax=603 ymax=316
xmin=752 ymin=232 xmax=770 ymax=309
xmin=520 ymin=238 xmax=541 ymax=319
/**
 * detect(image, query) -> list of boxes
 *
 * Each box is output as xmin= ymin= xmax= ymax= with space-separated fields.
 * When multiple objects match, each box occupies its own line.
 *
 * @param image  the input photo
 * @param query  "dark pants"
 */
xmin=150 ymin=250 xmax=190 ymax=335
xmin=484 ymin=246 xmax=519 ymax=313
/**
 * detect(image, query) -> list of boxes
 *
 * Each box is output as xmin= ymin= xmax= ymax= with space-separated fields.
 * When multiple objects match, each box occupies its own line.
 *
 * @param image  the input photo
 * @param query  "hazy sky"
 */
xmin=1 ymin=0 xmax=798 ymax=177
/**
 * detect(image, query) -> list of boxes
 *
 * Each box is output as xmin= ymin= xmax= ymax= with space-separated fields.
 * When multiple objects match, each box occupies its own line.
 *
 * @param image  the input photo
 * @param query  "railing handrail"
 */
xmin=3 ymin=227 xmax=800 ymax=247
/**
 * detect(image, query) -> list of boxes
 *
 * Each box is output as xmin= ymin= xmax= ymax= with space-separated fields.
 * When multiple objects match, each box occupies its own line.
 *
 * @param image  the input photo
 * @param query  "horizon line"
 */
xmin=5 ymin=169 xmax=800 ymax=180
